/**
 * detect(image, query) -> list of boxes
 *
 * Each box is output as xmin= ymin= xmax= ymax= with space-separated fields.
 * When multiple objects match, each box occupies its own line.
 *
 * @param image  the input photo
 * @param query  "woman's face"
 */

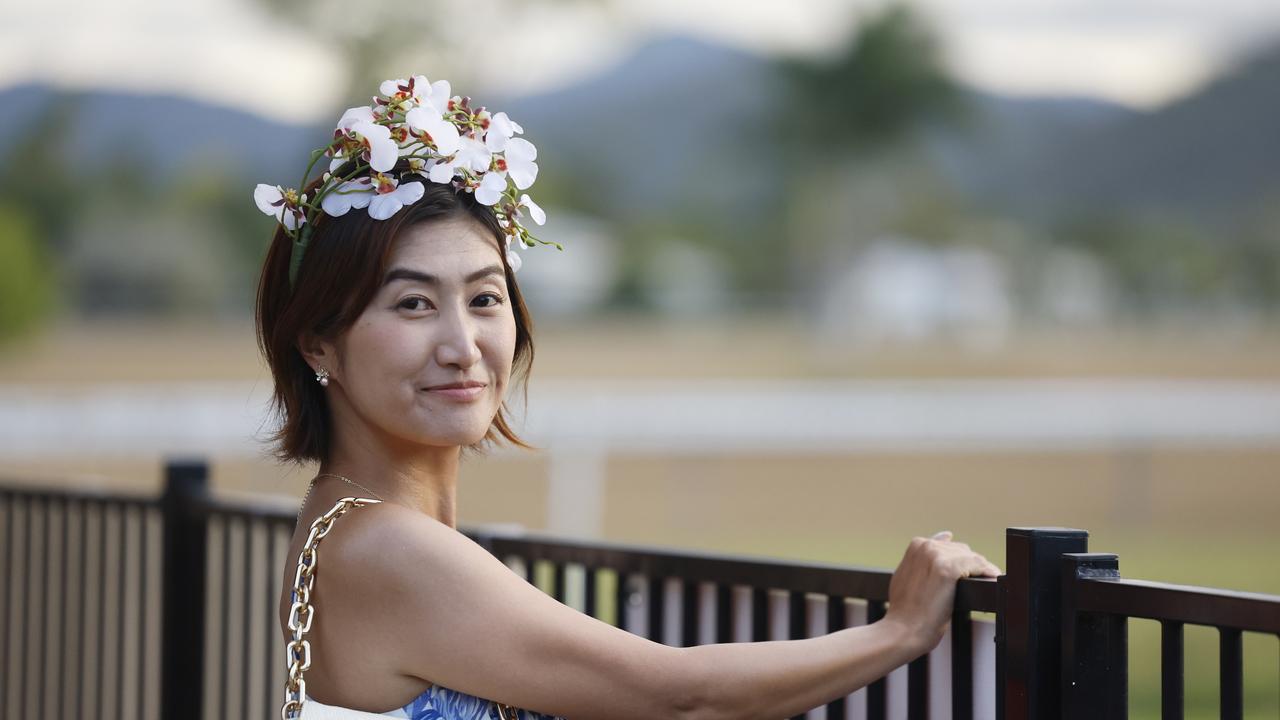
xmin=326 ymin=215 xmax=517 ymax=449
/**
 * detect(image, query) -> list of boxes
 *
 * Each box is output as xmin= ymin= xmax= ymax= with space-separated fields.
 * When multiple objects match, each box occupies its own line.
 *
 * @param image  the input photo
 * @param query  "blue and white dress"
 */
xmin=303 ymin=687 xmax=565 ymax=719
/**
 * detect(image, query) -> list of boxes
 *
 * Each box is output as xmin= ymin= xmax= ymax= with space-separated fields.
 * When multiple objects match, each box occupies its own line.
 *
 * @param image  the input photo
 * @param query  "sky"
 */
xmin=2 ymin=0 xmax=1279 ymax=123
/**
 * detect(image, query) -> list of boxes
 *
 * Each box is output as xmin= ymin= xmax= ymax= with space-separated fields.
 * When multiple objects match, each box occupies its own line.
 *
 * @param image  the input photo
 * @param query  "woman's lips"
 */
xmin=425 ymin=385 xmax=486 ymax=401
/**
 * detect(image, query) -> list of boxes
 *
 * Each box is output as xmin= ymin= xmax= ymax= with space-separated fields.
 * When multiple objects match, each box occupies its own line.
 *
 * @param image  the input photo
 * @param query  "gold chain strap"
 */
xmin=280 ymin=496 xmax=524 ymax=720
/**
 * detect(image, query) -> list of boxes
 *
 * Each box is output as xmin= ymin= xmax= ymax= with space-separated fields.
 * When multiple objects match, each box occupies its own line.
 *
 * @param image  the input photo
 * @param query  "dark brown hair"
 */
xmin=255 ymin=171 xmax=536 ymax=465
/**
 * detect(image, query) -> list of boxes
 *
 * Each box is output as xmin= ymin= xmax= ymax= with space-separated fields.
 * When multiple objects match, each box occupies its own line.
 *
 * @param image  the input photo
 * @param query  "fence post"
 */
xmin=998 ymin=527 xmax=1089 ymax=720
xmin=1060 ymin=553 xmax=1126 ymax=718
xmin=160 ymin=458 xmax=210 ymax=719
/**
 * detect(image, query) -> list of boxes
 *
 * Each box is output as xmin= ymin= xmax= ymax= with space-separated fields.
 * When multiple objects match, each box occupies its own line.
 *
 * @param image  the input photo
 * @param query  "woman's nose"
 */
xmin=434 ymin=306 xmax=482 ymax=369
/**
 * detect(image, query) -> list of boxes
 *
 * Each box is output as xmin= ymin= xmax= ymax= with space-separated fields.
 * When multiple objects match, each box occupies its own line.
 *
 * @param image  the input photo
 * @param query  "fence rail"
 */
xmin=1 ymin=459 xmax=1278 ymax=719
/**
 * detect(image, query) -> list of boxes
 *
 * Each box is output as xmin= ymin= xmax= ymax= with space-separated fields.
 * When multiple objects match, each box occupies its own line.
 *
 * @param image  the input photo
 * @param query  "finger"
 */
xmin=971 ymin=563 xmax=1001 ymax=578
xmin=965 ymin=554 xmax=1001 ymax=578
xmin=931 ymin=530 xmax=953 ymax=542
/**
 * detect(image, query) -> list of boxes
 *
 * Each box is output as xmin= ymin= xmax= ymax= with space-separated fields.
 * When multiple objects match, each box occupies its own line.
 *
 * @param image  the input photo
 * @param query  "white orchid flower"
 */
xmin=422 ymin=79 xmax=452 ymax=112
xmin=484 ymin=111 xmax=523 ymax=153
xmin=389 ymin=77 xmax=451 ymax=110
xmin=454 ymin=135 xmax=492 ymax=173
xmin=425 ymin=133 xmax=489 ymax=184
xmin=379 ymin=75 xmax=443 ymax=117
xmin=405 ymin=103 xmax=461 ymax=155
xmin=502 ymin=137 xmax=538 ymax=189
xmin=379 ymin=76 xmax=425 ymax=102
xmin=505 ymin=247 xmax=523 ymax=272
xmin=331 ymin=106 xmax=398 ymax=173
xmin=337 ymin=105 xmax=376 ymax=128
xmin=320 ymin=178 xmax=375 ymax=217
xmin=475 ymin=171 xmax=508 ymax=206
xmin=368 ymin=175 xmax=425 ymax=220
xmin=427 ymin=158 xmax=459 ymax=184
xmin=254 ymin=183 xmax=306 ymax=230
xmin=518 ymin=193 xmax=546 ymax=225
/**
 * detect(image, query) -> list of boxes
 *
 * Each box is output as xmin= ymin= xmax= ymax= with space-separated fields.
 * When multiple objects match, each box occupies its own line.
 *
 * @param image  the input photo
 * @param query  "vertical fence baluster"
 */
xmin=1160 ymin=621 xmax=1183 ymax=720
xmin=220 ymin=515 xmax=232 ymax=718
xmin=788 ymin=590 xmax=807 ymax=720
xmin=76 ymin=499 xmax=88 ymax=720
xmin=552 ymin=561 xmax=566 ymax=603
xmin=583 ymin=566 xmax=597 ymax=618
xmin=57 ymin=496 xmax=70 ymax=720
xmin=951 ymin=606 xmax=973 ymax=720
xmin=96 ymin=501 xmax=107 ymax=720
xmin=751 ymin=587 xmax=768 ymax=642
xmin=264 ymin=523 xmax=279 ymax=720
xmin=139 ymin=506 xmax=151 ymax=720
xmin=866 ymin=599 xmax=887 ymax=720
xmin=907 ymin=652 xmax=929 ymax=720
xmin=0 ymin=494 xmax=7 ymax=718
xmin=0 ymin=493 xmax=10 ymax=720
xmin=613 ymin=570 xmax=627 ymax=630
xmin=825 ymin=596 xmax=848 ymax=720
xmin=20 ymin=495 xmax=33 ymax=719
xmin=10 ymin=495 xmax=25 ymax=720
xmin=715 ymin=584 xmax=733 ymax=644
xmin=788 ymin=590 xmax=806 ymax=644
xmin=38 ymin=497 xmax=50 ymax=720
xmin=1219 ymin=628 xmax=1242 ymax=720
xmin=683 ymin=580 xmax=700 ymax=648
xmin=160 ymin=460 xmax=209 ymax=720
xmin=242 ymin=516 xmax=255 ymax=720
xmin=648 ymin=575 xmax=665 ymax=643
xmin=117 ymin=503 xmax=130 ymax=720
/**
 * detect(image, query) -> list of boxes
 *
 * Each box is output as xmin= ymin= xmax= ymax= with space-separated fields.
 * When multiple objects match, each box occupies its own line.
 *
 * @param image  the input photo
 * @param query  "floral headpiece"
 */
xmin=254 ymin=75 xmax=560 ymax=287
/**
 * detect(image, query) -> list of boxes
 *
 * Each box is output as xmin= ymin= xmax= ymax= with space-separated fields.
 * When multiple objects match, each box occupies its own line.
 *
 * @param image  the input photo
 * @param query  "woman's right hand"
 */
xmin=882 ymin=531 xmax=1001 ymax=655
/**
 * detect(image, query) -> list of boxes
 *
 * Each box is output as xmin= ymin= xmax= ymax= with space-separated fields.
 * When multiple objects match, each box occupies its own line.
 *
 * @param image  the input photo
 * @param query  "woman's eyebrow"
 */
xmin=382 ymin=264 xmax=505 ymax=287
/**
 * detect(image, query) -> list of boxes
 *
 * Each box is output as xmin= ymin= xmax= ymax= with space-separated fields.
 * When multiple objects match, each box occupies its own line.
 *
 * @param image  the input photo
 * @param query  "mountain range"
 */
xmin=2 ymin=34 xmax=1276 ymax=228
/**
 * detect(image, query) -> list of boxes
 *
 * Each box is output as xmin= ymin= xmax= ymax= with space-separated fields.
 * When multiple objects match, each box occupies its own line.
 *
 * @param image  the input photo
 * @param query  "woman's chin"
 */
xmin=395 ymin=424 xmax=492 ymax=449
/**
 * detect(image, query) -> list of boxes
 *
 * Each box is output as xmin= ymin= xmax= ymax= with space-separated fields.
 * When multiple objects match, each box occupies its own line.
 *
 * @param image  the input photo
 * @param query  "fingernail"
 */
xmin=931 ymin=530 xmax=952 ymax=540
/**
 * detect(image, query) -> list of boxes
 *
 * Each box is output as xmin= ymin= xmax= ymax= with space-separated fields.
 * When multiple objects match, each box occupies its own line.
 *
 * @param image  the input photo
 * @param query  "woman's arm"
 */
xmin=680 ymin=620 xmax=914 ymax=720
xmin=679 ymin=533 xmax=1000 ymax=720
xmin=341 ymin=505 xmax=996 ymax=720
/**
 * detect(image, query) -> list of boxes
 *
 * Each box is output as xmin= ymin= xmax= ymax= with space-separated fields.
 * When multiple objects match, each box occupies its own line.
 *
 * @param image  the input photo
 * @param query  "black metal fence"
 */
xmin=1 ymin=459 xmax=1277 ymax=719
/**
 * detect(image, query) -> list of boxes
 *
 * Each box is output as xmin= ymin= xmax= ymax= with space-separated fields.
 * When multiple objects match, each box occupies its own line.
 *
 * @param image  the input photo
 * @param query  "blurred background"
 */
xmin=1 ymin=0 xmax=1278 ymax=714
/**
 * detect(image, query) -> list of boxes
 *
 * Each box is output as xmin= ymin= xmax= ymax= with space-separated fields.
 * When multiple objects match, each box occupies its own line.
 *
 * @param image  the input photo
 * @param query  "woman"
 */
xmin=259 ymin=76 xmax=1000 ymax=719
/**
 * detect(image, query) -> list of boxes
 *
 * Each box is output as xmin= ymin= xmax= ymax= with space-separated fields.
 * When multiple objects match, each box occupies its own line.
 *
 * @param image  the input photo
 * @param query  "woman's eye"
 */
xmin=473 ymin=292 xmax=504 ymax=308
xmin=399 ymin=297 xmax=432 ymax=311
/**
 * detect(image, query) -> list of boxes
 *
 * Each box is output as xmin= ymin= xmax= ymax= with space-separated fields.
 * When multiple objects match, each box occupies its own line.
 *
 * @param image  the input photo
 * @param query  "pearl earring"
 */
xmin=315 ymin=367 xmax=330 ymax=387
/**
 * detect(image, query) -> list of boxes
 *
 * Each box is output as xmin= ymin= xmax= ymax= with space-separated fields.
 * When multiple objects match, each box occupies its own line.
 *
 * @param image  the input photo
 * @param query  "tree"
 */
xmin=0 ymin=206 xmax=55 ymax=344
xmin=778 ymin=3 xmax=965 ymax=153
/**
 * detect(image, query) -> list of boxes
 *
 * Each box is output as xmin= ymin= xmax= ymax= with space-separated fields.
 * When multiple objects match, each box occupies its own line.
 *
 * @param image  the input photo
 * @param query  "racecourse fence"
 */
xmin=0 ymin=459 xmax=1276 ymax=719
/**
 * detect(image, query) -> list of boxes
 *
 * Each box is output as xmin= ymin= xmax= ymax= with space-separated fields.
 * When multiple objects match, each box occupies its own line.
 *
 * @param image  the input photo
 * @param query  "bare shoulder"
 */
xmin=311 ymin=500 xmax=477 ymax=605
xmin=320 ymin=500 xmax=494 ymax=587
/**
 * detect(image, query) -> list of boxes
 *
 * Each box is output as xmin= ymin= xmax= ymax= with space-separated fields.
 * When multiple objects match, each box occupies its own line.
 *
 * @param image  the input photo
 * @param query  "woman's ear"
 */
xmin=296 ymin=331 xmax=338 ymax=377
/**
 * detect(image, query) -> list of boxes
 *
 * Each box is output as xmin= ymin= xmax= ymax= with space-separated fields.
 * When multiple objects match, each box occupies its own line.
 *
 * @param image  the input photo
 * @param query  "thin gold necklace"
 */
xmin=296 ymin=473 xmax=384 ymax=524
